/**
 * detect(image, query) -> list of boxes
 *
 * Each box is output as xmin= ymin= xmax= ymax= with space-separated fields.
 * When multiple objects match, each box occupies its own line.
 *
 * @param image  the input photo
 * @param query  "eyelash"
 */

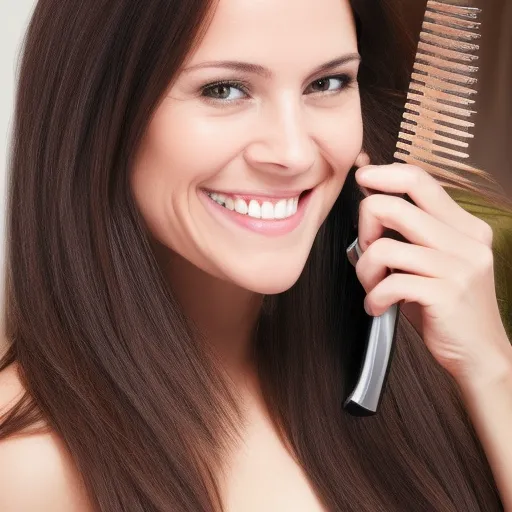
xmin=200 ymin=74 xmax=355 ymax=105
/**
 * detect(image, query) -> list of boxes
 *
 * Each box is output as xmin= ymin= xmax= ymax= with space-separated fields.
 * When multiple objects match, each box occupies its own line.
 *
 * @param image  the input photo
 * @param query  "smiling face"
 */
xmin=131 ymin=0 xmax=363 ymax=294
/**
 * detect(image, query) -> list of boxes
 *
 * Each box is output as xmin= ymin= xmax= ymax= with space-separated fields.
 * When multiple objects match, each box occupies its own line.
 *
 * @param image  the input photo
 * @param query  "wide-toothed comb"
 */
xmin=395 ymin=0 xmax=488 ymax=189
xmin=344 ymin=0 xmax=486 ymax=417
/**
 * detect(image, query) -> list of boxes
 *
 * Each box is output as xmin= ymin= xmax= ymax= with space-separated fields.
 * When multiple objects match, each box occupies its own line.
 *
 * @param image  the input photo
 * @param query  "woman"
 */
xmin=1 ymin=0 xmax=511 ymax=510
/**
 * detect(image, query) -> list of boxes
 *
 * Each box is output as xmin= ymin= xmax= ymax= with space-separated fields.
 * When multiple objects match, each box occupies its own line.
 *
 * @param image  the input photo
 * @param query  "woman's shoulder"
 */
xmin=0 ymin=362 xmax=93 ymax=511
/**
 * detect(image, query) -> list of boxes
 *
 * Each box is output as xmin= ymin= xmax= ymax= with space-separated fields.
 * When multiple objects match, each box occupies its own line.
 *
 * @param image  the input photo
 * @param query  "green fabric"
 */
xmin=446 ymin=188 xmax=512 ymax=341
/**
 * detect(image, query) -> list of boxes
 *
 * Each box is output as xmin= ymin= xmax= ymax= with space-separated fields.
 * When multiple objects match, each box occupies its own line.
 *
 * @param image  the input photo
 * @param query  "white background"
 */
xmin=0 ymin=0 xmax=36 ymax=323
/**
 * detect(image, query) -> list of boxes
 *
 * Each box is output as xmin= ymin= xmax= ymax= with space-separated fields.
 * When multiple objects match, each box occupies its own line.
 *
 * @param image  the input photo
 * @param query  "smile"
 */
xmin=205 ymin=191 xmax=301 ymax=220
xmin=201 ymin=188 xmax=315 ymax=236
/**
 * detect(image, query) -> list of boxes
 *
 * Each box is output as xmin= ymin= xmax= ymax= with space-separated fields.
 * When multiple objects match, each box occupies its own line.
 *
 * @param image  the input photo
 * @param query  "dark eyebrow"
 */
xmin=182 ymin=53 xmax=361 ymax=79
xmin=306 ymin=54 xmax=362 ymax=80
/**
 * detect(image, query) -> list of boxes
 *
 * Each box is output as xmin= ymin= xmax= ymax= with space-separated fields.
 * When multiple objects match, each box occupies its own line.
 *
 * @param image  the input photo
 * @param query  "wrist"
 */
xmin=456 ymin=341 xmax=512 ymax=399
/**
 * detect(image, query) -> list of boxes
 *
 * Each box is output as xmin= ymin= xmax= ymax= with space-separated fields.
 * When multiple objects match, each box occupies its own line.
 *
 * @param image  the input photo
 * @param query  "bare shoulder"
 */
xmin=0 ymin=363 xmax=93 ymax=512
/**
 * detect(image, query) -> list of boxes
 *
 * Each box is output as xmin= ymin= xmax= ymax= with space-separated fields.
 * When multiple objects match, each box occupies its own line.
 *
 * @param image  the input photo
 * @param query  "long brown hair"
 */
xmin=0 ymin=0 xmax=506 ymax=510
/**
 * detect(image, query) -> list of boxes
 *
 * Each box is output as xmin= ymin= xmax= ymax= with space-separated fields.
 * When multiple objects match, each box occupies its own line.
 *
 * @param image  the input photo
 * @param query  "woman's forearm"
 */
xmin=457 ymin=344 xmax=512 ymax=511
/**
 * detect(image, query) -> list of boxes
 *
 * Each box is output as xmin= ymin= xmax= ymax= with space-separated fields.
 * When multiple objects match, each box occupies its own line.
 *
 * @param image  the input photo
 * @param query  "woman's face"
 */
xmin=132 ymin=0 xmax=363 ymax=294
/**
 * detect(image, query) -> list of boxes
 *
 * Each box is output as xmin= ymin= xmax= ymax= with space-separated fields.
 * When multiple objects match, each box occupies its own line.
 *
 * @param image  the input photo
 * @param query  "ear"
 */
xmin=354 ymin=151 xmax=370 ymax=168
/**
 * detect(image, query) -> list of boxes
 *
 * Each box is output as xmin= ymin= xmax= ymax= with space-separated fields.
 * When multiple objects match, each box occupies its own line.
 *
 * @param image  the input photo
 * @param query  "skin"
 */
xmin=2 ymin=0 xmax=512 ymax=508
xmin=354 ymin=164 xmax=512 ymax=508
xmin=132 ymin=0 xmax=363 ymax=375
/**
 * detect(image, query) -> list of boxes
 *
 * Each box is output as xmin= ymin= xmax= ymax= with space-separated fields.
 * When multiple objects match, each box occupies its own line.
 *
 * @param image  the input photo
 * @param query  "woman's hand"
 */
xmin=353 ymin=163 xmax=512 ymax=386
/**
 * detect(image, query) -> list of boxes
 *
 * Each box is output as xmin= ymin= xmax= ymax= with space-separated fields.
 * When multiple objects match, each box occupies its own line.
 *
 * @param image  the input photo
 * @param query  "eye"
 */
xmin=201 ymin=81 xmax=249 ymax=102
xmin=305 ymin=75 xmax=352 ymax=94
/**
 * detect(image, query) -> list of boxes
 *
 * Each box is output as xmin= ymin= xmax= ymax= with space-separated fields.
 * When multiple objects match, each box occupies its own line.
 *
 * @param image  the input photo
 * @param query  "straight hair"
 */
xmin=1 ymin=1 xmax=506 ymax=510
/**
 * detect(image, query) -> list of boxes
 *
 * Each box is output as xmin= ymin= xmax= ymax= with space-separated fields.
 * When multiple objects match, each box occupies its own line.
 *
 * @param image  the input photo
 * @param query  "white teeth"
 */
xmin=274 ymin=200 xmax=287 ymax=219
xmin=261 ymin=201 xmax=274 ymax=219
xmin=286 ymin=198 xmax=294 ymax=216
xmin=248 ymin=200 xmax=261 ymax=219
xmin=234 ymin=198 xmax=248 ymax=215
xmin=225 ymin=197 xmax=235 ymax=211
xmin=207 ymin=191 xmax=303 ymax=220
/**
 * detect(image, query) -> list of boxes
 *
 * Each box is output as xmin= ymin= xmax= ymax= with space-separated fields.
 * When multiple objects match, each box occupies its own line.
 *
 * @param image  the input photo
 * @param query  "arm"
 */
xmin=457 ymin=346 xmax=512 ymax=511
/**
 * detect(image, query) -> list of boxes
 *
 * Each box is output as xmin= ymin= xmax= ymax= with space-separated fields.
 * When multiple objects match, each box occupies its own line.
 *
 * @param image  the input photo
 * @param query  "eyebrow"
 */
xmin=182 ymin=53 xmax=362 ymax=79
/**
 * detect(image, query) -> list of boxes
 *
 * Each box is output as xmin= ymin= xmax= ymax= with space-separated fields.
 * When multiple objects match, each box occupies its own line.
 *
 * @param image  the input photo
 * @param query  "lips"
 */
xmin=200 ymin=188 xmax=315 ymax=236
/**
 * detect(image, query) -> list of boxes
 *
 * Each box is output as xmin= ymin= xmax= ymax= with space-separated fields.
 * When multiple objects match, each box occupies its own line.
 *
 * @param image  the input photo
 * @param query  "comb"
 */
xmin=396 ymin=0 xmax=487 ymax=188
xmin=344 ymin=0 xmax=484 ymax=416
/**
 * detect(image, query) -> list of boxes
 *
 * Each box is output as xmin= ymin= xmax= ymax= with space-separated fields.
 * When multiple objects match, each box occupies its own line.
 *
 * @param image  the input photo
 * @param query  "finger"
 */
xmin=355 ymin=238 xmax=460 ymax=293
xmin=356 ymin=193 xmax=477 ymax=259
xmin=364 ymin=273 xmax=441 ymax=317
xmin=355 ymin=163 xmax=494 ymax=247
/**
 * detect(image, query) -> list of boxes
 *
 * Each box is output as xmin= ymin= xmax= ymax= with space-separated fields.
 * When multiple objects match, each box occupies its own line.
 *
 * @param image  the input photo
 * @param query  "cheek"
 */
xmin=131 ymin=102 xmax=246 ymax=235
xmin=321 ymin=100 xmax=364 ymax=175
xmin=139 ymin=102 xmax=251 ymax=187
xmin=309 ymin=99 xmax=363 ymax=210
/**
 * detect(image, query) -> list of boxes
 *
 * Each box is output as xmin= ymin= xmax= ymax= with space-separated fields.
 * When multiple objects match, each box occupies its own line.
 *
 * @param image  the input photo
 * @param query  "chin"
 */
xmin=224 ymin=257 xmax=308 ymax=295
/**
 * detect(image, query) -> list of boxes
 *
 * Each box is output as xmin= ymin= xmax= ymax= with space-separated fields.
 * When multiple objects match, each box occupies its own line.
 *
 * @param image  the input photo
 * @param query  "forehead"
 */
xmin=188 ymin=0 xmax=357 ymax=66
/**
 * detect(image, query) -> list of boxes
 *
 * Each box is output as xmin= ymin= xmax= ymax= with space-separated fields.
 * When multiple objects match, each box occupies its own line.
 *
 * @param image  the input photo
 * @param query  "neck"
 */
xmin=160 ymin=249 xmax=263 ymax=382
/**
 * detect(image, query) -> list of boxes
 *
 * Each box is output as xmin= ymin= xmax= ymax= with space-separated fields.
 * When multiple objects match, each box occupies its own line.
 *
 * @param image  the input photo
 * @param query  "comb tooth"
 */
xmin=400 ymin=121 xmax=469 ymax=149
xmin=407 ymin=91 xmax=476 ymax=115
xmin=397 ymin=136 xmax=470 ymax=159
xmin=413 ymin=62 xmax=478 ymax=85
xmin=394 ymin=153 xmax=487 ymax=187
xmin=416 ymin=52 xmax=479 ymax=74
xmin=422 ymin=21 xmax=481 ymax=41
xmin=398 ymin=0 xmax=484 ymax=184
xmin=424 ymin=11 xmax=481 ymax=30
xmin=418 ymin=41 xmax=479 ymax=63
xmin=409 ymin=83 xmax=475 ymax=106
xmin=426 ymin=1 xmax=481 ymax=18
xmin=420 ymin=32 xmax=480 ymax=52
xmin=406 ymin=104 xmax=474 ymax=129
xmin=411 ymin=72 xmax=477 ymax=96
xmin=396 ymin=142 xmax=481 ymax=173
xmin=403 ymin=113 xmax=474 ymax=139
xmin=406 ymin=93 xmax=475 ymax=117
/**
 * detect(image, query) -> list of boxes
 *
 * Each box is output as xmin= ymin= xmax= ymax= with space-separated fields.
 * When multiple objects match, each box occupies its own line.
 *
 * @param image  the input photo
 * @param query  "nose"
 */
xmin=243 ymin=98 xmax=316 ymax=176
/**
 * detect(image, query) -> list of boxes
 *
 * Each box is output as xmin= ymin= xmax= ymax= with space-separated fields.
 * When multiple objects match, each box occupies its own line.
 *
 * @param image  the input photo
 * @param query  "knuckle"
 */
xmin=355 ymin=260 xmax=366 ymax=282
xmin=403 ymin=163 xmax=425 ymax=182
xmin=365 ymin=292 xmax=377 ymax=310
xmin=363 ymin=237 xmax=392 ymax=264
xmin=478 ymin=220 xmax=494 ymax=247
xmin=360 ymin=194 xmax=374 ymax=212
xmin=359 ymin=194 xmax=382 ymax=221
xmin=474 ymin=245 xmax=494 ymax=271
xmin=371 ymin=236 xmax=394 ymax=255
xmin=364 ymin=193 xmax=398 ymax=219
xmin=362 ymin=243 xmax=380 ymax=267
xmin=406 ymin=165 xmax=424 ymax=185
